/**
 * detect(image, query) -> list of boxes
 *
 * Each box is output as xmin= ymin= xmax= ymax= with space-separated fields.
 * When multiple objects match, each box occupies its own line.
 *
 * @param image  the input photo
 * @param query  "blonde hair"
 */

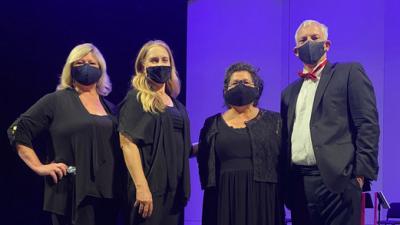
xmin=295 ymin=19 xmax=329 ymax=44
xmin=57 ymin=43 xmax=112 ymax=96
xmin=132 ymin=40 xmax=181 ymax=113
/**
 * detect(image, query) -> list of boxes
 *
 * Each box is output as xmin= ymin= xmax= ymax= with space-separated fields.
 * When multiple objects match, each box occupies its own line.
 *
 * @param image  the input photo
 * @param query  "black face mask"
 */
xmin=297 ymin=41 xmax=326 ymax=65
xmin=224 ymin=82 xmax=259 ymax=107
xmin=146 ymin=66 xmax=171 ymax=84
xmin=71 ymin=64 xmax=102 ymax=85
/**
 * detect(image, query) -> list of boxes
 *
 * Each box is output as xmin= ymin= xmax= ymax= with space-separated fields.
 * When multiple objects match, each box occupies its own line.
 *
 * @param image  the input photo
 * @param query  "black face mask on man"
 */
xmin=146 ymin=66 xmax=171 ymax=84
xmin=297 ymin=41 xmax=326 ymax=65
xmin=71 ymin=64 xmax=102 ymax=86
xmin=224 ymin=81 xmax=259 ymax=107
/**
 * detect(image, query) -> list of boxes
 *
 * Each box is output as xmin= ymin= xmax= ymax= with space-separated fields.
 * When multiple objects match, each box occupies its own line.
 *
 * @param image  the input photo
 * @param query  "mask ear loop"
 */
xmin=294 ymin=47 xmax=299 ymax=55
xmin=223 ymin=79 xmax=231 ymax=94
xmin=323 ymin=40 xmax=331 ymax=52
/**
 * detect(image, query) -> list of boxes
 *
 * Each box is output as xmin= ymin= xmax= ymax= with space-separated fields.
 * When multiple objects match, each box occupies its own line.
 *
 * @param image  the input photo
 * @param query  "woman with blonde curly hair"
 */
xmin=7 ymin=43 xmax=125 ymax=225
xmin=119 ymin=40 xmax=191 ymax=225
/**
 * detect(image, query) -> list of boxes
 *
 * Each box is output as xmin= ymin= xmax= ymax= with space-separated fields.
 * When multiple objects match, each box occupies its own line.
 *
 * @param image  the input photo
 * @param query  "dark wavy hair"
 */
xmin=223 ymin=62 xmax=264 ymax=107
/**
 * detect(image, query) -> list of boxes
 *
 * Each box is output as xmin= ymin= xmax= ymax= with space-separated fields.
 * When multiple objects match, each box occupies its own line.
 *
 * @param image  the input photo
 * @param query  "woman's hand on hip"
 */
xmin=33 ymin=162 xmax=68 ymax=183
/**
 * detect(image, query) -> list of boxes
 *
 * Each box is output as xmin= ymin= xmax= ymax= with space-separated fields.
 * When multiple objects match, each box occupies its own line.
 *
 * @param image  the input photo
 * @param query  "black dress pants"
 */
xmin=289 ymin=165 xmax=362 ymax=225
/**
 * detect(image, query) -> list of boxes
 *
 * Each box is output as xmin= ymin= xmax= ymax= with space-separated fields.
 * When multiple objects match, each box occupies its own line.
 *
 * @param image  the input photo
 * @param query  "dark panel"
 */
xmin=0 ymin=1 xmax=187 ymax=224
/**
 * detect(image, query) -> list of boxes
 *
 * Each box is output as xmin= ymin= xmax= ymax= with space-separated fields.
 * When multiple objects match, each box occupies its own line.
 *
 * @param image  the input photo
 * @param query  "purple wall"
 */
xmin=186 ymin=0 xmax=285 ymax=114
xmin=186 ymin=0 xmax=398 ymax=224
xmin=186 ymin=1 xmax=285 ymax=224
xmin=383 ymin=0 xmax=400 ymax=213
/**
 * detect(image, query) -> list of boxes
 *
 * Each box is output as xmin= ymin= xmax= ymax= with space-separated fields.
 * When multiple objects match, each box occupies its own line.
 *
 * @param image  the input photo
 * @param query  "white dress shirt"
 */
xmin=291 ymin=62 xmax=326 ymax=165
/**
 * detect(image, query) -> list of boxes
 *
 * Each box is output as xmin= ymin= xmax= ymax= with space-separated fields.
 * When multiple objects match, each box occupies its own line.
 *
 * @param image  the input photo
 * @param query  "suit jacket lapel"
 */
xmin=311 ymin=62 xmax=336 ymax=115
xmin=288 ymin=79 xmax=303 ymax=133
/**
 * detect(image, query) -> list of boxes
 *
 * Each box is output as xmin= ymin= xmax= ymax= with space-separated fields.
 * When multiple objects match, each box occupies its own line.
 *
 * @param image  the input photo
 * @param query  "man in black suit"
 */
xmin=281 ymin=19 xmax=379 ymax=225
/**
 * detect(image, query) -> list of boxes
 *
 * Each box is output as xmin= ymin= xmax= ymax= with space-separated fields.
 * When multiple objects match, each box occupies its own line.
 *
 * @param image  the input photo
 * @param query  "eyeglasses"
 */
xmin=228 ymin=80 xmax=255 ymax=88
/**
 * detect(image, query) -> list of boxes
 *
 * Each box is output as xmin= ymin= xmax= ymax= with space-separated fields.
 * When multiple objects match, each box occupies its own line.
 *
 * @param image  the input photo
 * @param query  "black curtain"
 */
xmin=0 ymin=1 xmax=187 ymax=224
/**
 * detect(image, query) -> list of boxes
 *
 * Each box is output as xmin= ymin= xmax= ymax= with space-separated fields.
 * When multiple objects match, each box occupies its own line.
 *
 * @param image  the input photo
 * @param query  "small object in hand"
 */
xmin=67 ymin=166 xmax=76 ymax=175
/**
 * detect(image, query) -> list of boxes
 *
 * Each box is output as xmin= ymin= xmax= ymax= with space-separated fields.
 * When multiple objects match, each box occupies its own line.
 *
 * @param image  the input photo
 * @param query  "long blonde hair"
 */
xmin=57 ymin=43 xmax=112 ymax=96
xmin=132 ymin=40 xmax=181 ymax=113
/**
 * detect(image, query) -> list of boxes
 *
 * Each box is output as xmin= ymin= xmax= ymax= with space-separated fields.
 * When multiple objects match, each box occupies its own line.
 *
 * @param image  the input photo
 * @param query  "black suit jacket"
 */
xmin=281 ymin=62 xmax=379 ymax=193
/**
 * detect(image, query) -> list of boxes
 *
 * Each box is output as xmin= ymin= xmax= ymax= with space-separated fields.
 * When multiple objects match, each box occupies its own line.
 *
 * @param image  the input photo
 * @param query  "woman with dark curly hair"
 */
xmin=197 ymin=62 xmax=285 ymax=225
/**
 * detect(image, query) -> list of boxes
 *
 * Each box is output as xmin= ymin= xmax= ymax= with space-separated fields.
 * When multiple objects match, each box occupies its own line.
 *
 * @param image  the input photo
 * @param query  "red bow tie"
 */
xmin=298 ymin=60 xmax=328 ymax=81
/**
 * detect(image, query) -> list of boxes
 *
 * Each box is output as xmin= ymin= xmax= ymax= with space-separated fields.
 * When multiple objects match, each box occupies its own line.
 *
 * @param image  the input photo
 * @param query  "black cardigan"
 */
xmin=118 ymin=89 xmax=191 ymax=203
xmin=197 ymin=109 xmax=282 ymax=189
xmin=197 ymin=109 xmax=283 ymax=225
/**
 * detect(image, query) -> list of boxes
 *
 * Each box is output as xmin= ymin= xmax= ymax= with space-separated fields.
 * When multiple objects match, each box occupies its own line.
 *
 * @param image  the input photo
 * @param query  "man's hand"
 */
xmin=356 ymin=176 xmax=364 ymax=189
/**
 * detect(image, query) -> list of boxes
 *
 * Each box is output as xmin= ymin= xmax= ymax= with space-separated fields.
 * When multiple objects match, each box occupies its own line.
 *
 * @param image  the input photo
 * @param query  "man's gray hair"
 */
xmin=294 ymin=19 xmax=329 ymax=43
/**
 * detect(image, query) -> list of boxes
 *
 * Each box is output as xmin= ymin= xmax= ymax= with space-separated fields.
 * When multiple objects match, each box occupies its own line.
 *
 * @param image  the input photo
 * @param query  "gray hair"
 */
xmin=294 ymin=20 xmax=329 ymax=43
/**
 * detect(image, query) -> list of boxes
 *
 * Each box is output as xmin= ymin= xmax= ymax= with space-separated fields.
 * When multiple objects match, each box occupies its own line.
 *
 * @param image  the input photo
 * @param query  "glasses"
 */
xmin=228 ymin=80 xmax=255 ymax=88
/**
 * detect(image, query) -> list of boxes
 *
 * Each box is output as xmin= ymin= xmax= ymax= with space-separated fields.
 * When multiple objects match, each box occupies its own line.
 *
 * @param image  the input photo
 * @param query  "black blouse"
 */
xmin=118 ymin=89 xmax=191 ymax=203
xmin=7 ymin=88 xmax=125 ymax=215
xmin=215 ymin=119 xmax=252 ymax=162
xmin=166 ymin=106 xmax=185 ymax=180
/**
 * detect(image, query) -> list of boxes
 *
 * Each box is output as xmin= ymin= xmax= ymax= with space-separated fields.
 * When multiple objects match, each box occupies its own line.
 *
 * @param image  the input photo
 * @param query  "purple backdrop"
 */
xmin=383 ymin=0 xmax=400 ymax=214
xmin=186 ymin=0 xmax=399 ymax=224
xmin=186 ymin=1 xmax=285 ymax=224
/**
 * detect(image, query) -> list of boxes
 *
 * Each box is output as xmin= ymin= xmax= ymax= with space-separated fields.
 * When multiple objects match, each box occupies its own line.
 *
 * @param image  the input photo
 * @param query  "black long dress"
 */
xmin=215 ymin=118 xmax=282 ymax=225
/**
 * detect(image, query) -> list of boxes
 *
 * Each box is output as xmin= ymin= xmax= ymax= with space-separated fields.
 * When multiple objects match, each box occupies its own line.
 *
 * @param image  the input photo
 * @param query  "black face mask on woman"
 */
xmin=224 ymin=81 xmax=259 ymax=107
xmin=297 ymin=41 xmax=326 ymax=65
xmin=71 ymin=64 xmax=102 ymax=85
xmin=146 ymin=66 xmax=171 ymax=84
